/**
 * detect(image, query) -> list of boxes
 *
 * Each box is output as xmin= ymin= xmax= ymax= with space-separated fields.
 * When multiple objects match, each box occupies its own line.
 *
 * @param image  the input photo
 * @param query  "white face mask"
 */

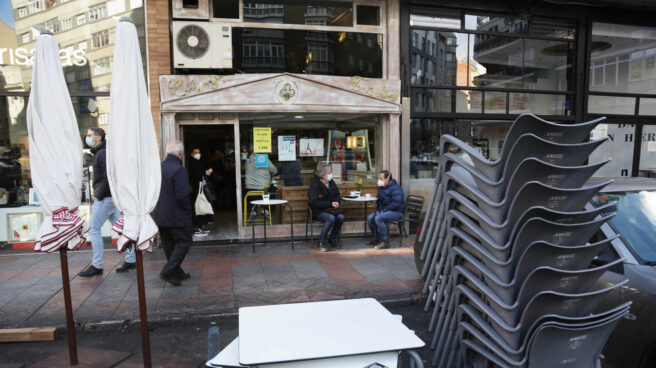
xmin=193 ymin=153 xmax=201 ymax=160
xmin=85 ymin=136 xmax=95 ymax=147
xmin=377 ymin=179 xmax=385 ymax=187
xmin=326 ymin=173 xmax=333 ymax=182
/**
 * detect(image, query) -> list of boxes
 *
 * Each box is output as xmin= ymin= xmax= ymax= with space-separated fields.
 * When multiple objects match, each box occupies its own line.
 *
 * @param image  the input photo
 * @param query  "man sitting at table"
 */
xmin=308 ymin=162 xmax=343 ymax=252
xmin=368 ymin=170 xmax=406 ymax=250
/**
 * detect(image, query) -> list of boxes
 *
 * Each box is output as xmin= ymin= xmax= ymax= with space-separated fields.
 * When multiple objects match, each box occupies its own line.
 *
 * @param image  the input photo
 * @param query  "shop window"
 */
xmin=232 ymin=28 xmax=382 ymax=77
xmin=410 ymin=13 xmax=460 ymax=30
xmin=640 ymin=125 xmax=656 ymax=176
xmin=242 ymin=1 xmax=353 ymax=26
xmin=182 ymin=0 xmax=199 ymax=8
xmin=213 ymin=0 xmax=239 ymax=19
xmin=357 ymin=5 xmax=379 ymax=26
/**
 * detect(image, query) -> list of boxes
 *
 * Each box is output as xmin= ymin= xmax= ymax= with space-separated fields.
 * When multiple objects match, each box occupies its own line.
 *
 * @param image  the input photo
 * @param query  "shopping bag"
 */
xmin=195 ymin=182 xmax=214 ymax=215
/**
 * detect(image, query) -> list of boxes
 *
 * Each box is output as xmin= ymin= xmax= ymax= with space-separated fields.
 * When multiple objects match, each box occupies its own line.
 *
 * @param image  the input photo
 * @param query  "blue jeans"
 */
xmin=368 ymin=211 xmax=404 ymax=241
xmin=90 ymin=197 xmax=135 ymax=269
xmin=315 ymin=212 xmax=344 ymax=243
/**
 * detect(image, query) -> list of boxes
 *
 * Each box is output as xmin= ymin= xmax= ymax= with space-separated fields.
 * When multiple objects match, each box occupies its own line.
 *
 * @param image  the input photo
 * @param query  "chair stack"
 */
xmin=415 ymin=114 xmax=631 ymax=368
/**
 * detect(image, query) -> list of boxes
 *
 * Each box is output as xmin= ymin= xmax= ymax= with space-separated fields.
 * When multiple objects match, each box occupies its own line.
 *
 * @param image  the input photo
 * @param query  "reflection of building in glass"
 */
xmin=242 ymin=4 xmax=285 ymax=72
xmin=305 ymin=6 xmax=335 ymax=75
xmin=10 ymin=0 xmax=146 ymax=132
xmin=410 ymin=30 xmax=458 ymax=112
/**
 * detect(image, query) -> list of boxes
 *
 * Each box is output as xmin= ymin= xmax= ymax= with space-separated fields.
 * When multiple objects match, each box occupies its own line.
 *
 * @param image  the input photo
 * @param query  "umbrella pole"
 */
xmin=59 ymin=248 xmax=78 ymax=366
xmin=135 ymin=246 xmax=152 ymax=368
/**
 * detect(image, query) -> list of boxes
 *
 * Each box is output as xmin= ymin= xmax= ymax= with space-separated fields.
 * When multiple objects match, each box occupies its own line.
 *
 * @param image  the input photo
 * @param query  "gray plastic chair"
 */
xmin=458 ymin=305 xmax=627 ymax=368
xmin=442 ymin=292 xmax=630 ymax=366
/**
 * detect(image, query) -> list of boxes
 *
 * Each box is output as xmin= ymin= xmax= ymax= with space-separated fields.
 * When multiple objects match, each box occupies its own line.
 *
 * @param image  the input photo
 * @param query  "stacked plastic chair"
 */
xmin=415 ymin=114 xmax=631 ymax=368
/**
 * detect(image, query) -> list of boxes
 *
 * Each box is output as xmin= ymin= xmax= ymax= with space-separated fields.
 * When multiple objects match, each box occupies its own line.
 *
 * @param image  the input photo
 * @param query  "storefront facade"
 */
xmin=147 ymin=0 xmax=403 ymax=241
xmin=400 ymin=0 xmax=656 ymax=202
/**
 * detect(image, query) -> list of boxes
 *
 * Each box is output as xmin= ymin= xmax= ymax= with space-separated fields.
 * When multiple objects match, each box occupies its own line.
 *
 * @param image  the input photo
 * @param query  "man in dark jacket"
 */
xmin=154 ymin=141 xmax=193 ymax=287
xmin=307 ymin=162 xmax=343 ymax=251
xmin=79 ymin=127 xmax=136 ymax=277
xmin=367 ymin=170 xmax=406 ymax=249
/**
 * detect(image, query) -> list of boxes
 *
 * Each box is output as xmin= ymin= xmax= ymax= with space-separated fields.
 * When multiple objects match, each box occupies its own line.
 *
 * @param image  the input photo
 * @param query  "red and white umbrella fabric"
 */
xmin=107 ymin=18 xmax=161 ymax=253
xmin=27 ymin=31 xmax=89 ymax=253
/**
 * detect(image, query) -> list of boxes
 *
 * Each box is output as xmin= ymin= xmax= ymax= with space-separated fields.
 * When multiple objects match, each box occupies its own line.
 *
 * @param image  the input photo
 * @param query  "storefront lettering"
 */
xmin=166 ymin=75 xmax=223 ymax=97
xmin=0 ymin=47 xmax=86 ymax=66
xmin=351 ymin=76 xmax=399 ymax=102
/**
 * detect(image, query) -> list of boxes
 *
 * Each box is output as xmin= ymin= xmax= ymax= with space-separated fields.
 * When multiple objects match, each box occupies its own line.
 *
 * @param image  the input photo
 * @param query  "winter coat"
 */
xmin=154 ymin=154 xmax=192 ymax=227
xmin=91 ymin=141 xmax=111 ymax=200
xmin=376 ymin=178 xmax=406 ymax=214
xmin=307 ymin=176 xmax=341 ymax=219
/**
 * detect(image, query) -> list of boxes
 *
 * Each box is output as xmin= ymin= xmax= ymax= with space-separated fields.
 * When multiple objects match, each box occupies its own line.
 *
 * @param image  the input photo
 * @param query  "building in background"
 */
xmin=0 ymin=0 xmax=147 ymax=248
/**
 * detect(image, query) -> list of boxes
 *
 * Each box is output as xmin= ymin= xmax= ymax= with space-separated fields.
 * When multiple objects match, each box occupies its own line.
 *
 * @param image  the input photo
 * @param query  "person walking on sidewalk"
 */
xmin=308 ymin=162 xmax=343 ymax=252
xmin=78 ymin=128 xmax=136 ymax=277
xmin=154 ymin=141 xmax=193 ymax=287
xmin=367 ymin=170 xmax=406 ymax=250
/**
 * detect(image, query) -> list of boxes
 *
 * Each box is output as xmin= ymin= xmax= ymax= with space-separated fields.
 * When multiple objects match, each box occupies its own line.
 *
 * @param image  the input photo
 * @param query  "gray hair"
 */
xmin=316 ymin=162 xmax=332 ymax=177
xmin=165 ymin=141 xmax=184 ymax=156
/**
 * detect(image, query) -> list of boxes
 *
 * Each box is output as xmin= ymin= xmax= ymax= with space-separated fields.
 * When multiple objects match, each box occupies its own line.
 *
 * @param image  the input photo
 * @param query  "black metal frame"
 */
xmin=401 ymin=0 xmax=656 ymax=177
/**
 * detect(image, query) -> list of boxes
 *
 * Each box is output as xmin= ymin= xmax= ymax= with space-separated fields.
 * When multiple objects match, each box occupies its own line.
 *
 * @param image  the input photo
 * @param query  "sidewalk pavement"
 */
xmin=0 ymin=236 xmax=423 ymax=328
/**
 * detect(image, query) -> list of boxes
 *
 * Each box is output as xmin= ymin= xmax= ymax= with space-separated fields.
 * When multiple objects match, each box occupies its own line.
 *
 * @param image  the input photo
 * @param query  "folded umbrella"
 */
xmin=107 ymin=18 xmax=161 ymax=253
xmin=27 ymin=31 xmax=88 ymax=253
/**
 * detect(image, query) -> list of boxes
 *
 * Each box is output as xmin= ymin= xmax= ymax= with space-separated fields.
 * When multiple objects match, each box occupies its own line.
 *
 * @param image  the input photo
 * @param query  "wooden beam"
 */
xmin=0 ymin=327 xmax=57 ymax=343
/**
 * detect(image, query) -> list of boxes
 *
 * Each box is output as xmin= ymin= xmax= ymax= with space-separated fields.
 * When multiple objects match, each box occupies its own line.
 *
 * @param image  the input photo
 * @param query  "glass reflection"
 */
xmin=243 ymin=1 xmax=353 ymax=27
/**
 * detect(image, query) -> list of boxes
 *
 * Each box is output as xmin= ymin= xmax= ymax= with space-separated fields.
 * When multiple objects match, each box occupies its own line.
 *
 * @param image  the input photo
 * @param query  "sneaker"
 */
xmin=374 ymin=240 xmax=390 ymax=250
xmin=193 ymin=230 xmax=209 ymax=237
xmin=78 ymin=265 xmax=103 ymax=278
xmin=115 ymin=262 xmax=136 ymax=273
xmin=159 ymin=274 xmax=181 ymax=287
xmin=318 ymin=242 xmax=332 ymax=252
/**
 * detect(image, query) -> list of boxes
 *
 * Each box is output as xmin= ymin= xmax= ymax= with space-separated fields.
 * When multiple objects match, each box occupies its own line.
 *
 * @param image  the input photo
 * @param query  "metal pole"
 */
xmin=135 ymin=247 xmax=152 ymax=368
xmin=59 ymin=248 xmax=78 ymax=366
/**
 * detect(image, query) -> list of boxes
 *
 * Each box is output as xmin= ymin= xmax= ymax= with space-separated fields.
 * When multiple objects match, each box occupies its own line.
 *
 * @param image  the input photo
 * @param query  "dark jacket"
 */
xmin=307 ymin=176 xmax=340 ymax=219
xmin=187 ymin=157 xmax=207 ymax=202
xmin=280 ymin=160 xmax=302 ymax=186
xmin=154 ymin=154 xmax=192 ymax=227
xmin=377 ymin=178 xmax=406 ymax=214
xmin=91 ymin=141 xmax=111 ymax=200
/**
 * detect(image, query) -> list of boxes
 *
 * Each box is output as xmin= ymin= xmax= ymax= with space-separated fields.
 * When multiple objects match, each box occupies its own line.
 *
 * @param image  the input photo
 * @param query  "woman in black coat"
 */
xmin=307 ymin=162 xmax=344 ymax=251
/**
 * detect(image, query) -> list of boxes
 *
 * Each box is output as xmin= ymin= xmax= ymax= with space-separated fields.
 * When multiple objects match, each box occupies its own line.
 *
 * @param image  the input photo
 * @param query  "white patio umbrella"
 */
xmin=107 ymin=18 xmax=161 ymax=253
xmin=27 ymin=31 xmax=89 ymax=253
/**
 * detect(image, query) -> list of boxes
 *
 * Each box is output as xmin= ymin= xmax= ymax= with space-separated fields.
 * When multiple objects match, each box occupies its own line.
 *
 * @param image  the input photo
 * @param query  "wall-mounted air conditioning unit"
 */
xmin=172 ymin=0 xmax=209 ymax=20
xmin=172 ymin=21 xmax=233 ymax=69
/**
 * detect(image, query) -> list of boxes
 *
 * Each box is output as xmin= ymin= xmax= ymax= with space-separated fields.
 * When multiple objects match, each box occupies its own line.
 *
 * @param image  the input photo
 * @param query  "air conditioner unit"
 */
xmin=172 ymin=21 xmax=233 ymax=69
xmin=172 ymin=0 xmax=209 ymax=20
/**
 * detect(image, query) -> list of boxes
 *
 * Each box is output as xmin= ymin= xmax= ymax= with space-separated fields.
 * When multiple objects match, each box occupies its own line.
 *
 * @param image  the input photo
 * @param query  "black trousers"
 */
xmin=159 ymin=225 xmax=192 ymax=280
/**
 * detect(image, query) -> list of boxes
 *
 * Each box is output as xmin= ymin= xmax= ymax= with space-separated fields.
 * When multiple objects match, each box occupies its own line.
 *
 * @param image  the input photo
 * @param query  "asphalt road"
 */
xmin=0 ymin=302 xmax=435 ymax=367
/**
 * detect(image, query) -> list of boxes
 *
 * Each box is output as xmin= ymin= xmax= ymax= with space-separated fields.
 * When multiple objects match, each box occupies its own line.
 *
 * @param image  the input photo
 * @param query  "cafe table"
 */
xmin=342 ymin=195 xmax=377 ymax=237
xmin=230 ymin=298 xmax=423 ymax=367
xmin=249 ymin=199 xmax=294 ymax=253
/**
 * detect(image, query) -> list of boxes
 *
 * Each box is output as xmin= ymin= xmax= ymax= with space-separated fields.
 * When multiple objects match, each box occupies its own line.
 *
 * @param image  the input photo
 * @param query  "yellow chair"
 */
xmin=244 ymin=190 xmax=272 ymax=226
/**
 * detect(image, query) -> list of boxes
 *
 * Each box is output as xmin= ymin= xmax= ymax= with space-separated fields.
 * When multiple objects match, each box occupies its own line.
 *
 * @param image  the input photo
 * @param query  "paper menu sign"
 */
xmin=254 ymin=127 xmax=272 ymax=153
xmin=278 ymin=136 xmax=296 ymax=161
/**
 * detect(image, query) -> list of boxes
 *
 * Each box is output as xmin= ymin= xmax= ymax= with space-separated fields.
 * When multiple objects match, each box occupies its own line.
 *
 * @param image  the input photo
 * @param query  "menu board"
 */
xmin=278 ymin=136 xmax=296 ymax=161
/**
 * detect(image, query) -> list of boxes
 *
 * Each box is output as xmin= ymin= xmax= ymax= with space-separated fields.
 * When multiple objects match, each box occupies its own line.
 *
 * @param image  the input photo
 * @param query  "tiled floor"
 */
xmin=0 ymin=237 xmax=423 ymax=328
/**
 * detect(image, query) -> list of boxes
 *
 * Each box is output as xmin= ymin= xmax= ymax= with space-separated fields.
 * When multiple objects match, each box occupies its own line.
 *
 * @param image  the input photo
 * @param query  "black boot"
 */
xmin=115 ymin=262 xmax=136 ymax=273
xmin=374 ymin=240 xmax=390 ymax=250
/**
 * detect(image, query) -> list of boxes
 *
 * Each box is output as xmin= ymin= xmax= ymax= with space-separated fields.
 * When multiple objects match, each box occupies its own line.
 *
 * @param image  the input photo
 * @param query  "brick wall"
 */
xmin=146 ymin=0 xmax=171 ymax=149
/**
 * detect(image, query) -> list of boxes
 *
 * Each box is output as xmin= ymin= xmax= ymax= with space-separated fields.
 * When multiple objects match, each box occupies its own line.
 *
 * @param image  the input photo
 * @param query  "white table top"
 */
xmin=251 ymin=199 xmax=288 ymax=205
xmin=238 ymin=298 xmax=424 ymax=365
xmin=342 ymin=196 xmax=377 ymax=202
xmin=207 ymin=337 xmax=399 ymax=368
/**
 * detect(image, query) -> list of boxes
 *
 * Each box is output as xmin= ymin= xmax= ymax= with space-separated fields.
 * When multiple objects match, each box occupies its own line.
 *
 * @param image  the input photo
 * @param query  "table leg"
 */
xmin=251 ymin=205 xmax=256 ymax=253
xmin=364 ymin=202 xmax=368 ymax=238
xmin=286 ymin=203 xmax=294 ymax=250
xmin=262 ymin=207 xmax=267 ymax=246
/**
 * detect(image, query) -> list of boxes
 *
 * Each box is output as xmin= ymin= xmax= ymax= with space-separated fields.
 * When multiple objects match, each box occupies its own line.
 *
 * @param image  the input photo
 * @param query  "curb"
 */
xmin=52 ymin=294 xmax=428 ymax=334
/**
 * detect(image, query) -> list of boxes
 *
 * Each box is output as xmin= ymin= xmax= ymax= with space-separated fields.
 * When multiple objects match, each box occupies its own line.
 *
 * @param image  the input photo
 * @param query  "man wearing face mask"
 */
xmin=367 ymin=170 xmax=406 ymax=249
xmin=154 ymin=141 xmax=193 ymax=286
xmin=187 ymin=147 xmax=213 ymax=237
xmin=79 ymin=127 xmax=136 ymax=277
xmin=307 ymin=162 xmax=343 ymax=252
